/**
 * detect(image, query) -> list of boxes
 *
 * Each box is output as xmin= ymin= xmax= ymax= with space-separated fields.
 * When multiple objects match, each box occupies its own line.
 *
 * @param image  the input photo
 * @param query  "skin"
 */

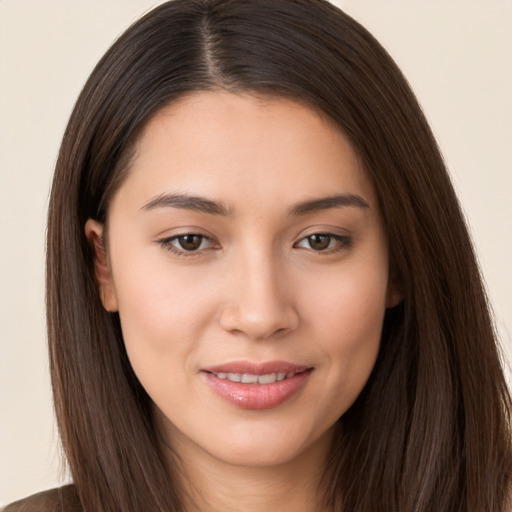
xmin=86 ymin=91 xmax=401 ymax=511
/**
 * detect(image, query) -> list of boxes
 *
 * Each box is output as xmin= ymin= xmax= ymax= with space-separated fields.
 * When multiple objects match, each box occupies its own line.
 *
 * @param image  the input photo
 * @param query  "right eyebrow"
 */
xmin=141 ymin=193 xmax=232 ymax=216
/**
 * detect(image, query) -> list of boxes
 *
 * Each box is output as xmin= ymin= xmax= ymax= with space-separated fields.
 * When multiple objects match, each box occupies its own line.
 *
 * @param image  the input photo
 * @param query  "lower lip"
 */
xmin=202 ymin=370 xmax=312 ymax=410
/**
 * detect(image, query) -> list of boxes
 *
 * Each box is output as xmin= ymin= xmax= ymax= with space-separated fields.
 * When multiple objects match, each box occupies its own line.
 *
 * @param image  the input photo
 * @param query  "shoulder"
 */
xmin=3 ymin=485 xmax=81 ymax=512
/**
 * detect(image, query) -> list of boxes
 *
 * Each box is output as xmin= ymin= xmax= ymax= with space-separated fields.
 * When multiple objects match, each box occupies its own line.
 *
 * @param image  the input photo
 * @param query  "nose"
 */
xmin=219 ymin=249 xmax=300 ymax=341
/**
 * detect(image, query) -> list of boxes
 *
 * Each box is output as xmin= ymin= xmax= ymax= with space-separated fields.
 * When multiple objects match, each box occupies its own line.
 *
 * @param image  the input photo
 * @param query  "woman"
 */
xmin=5 ymin=0 xmax=511 ymax=511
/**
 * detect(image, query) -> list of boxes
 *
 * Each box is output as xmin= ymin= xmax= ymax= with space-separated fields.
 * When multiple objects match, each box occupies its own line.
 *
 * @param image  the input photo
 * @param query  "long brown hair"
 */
xmin=46 ymin=1 xmax=512 ymax=510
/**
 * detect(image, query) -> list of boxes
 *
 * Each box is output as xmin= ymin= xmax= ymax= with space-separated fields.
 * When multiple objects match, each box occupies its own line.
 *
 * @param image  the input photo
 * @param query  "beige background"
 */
xmin=1 ymin=0 xmax=511 ymax=505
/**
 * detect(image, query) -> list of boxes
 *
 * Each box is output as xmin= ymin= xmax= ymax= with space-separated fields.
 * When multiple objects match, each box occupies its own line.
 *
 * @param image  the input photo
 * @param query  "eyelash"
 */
xmin=293 ymin=233 xmax=352 ymax=253
xmin=157 ymin=232 xmax=352 ymax=257
xmin=158 ymin=234 xmax=217 ymax=257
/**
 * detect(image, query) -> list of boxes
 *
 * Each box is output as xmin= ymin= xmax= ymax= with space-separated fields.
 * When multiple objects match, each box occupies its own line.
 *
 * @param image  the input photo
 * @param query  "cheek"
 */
xmin=304 ymin=255 xmax=389 ymax=338
xmin=111 ymin=258 xmax=218 ymax=387
xmin=114 ymin=248 xmax=214 ymax=328
xmin=303 ymin=262 xmax=388 ymax=404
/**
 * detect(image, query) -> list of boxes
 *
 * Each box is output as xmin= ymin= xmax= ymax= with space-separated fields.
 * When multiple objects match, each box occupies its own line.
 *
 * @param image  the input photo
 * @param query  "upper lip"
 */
xmin=202 ymin=360 xmax=312 ymax=375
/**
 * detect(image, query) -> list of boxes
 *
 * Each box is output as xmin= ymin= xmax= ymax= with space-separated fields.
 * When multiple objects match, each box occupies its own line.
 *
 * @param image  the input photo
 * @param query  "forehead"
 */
xmin=111 ymin=91 xmax=376 ymax=214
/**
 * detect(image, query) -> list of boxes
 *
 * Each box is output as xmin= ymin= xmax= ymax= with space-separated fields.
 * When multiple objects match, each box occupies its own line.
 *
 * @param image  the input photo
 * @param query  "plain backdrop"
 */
xmin=1 ymin=0 xmax=511 ymax=506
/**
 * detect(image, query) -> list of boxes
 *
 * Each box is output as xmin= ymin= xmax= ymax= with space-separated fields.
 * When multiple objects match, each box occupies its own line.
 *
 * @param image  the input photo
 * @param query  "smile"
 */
xmin=210 ymin=371 xmax=296 ymax=384
xmin=202 ymin=362 xmax=313 ymax=410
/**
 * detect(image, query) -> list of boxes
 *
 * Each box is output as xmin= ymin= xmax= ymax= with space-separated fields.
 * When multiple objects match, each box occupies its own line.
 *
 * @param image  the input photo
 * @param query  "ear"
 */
xmin=85 ymin=219 xmax=119 ymax=313
xmin=385 ymin=270 xmax=403 ymax=308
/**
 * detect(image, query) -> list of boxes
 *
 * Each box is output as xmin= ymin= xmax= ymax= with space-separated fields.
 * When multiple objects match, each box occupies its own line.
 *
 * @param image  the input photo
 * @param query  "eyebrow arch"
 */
xmin=141 ymin=193 xmax=231 ymax=216
xmin=289 ymin=194 xmax=370 ymax=215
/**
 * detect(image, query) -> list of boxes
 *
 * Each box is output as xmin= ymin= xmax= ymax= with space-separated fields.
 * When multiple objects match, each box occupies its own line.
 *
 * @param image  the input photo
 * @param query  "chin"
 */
xmin=197 ymin=420 xmax=334 ymax=469
xmin=207 ymin=443 xmax=309 ymax=468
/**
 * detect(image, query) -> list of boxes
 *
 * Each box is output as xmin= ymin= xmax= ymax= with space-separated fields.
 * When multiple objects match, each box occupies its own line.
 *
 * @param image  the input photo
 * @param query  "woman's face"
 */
xmin=87 ymin=91 xmax=399 ymax=470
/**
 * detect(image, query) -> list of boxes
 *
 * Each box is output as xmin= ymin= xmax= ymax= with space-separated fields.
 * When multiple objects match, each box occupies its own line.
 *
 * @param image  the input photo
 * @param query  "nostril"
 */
xmin=219 ymin=304 xmax=299 ymax=341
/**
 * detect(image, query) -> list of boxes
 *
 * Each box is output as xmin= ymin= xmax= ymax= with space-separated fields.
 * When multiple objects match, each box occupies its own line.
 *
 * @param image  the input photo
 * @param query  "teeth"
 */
xmin=258 ymin=373 xmax=277 ymax=384
xmin=241 ymin=373 xmax=259 ymax=384
xmin=213 ymin=371 xmax=295 ymax=384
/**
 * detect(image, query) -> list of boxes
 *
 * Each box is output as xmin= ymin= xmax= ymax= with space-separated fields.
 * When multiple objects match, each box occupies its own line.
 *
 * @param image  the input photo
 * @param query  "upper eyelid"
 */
xmin=295 ymin=229 xmax=351 ymax=242
xmin=295 ymin=232 xmax=351 ymax=244
xmin=294 ymin=222 xmax=351 ymax=236
xmin=154 ymin=226 xmax=216 ymax=241
xmin=161 ymin=233 xmax=211 ymax=241
xmin=159 ymin=233 xmax=216 ymax=246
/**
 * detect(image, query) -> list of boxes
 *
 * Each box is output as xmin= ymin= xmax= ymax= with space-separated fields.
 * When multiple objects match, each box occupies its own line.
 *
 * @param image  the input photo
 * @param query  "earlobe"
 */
xmin=85 ymin=219 xmax=119 ymax=313
xmin=386 ymin=285 xmax=403 ymax=308
xmin=385 ymin=270 xmax=403 ymax=308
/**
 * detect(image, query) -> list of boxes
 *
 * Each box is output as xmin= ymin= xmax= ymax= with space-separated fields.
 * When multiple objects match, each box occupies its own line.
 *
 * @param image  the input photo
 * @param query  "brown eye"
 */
xmin=158 ymin=233 xmax=217 ymax=256
xmin=295 ymin=233 xmax=352 ymax=252
xmin=178 ymin=234 xmax=204 ymax=251
xmin=307 ymin=234 xmax=331 ymax=250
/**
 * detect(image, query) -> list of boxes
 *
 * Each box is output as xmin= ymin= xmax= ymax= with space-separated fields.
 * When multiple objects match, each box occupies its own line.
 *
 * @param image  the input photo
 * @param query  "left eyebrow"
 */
xmin=289 ymin=194 xmax=370 ymax=216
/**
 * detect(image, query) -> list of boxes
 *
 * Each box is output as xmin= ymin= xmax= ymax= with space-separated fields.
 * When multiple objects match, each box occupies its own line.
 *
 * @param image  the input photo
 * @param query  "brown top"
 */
xmin=3 ymin=486 xmax=81 ymax=512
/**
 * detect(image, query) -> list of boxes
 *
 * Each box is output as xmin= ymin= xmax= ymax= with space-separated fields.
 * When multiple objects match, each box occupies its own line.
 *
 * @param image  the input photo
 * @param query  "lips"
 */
xmin=201 ymin=361 xmax=313 ymax=410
